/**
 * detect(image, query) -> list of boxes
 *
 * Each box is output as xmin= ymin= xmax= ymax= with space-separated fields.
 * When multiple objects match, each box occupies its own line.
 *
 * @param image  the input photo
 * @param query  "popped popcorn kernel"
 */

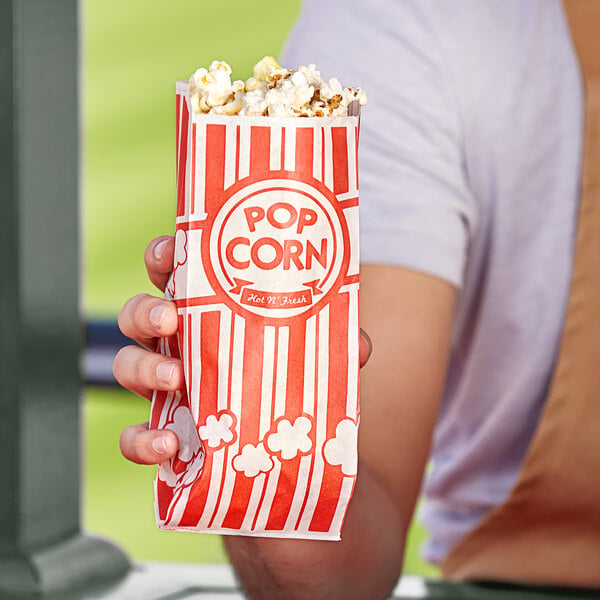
xmin=253 ymin=56 xmax=282 ymax=81
xmin=209 ymin=60 xmax=232 ymax=75
xmin=187 ymin=57 xmax=366 ymax=117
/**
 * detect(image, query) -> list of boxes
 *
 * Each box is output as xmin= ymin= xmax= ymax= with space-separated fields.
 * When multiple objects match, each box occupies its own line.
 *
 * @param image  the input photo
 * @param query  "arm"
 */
xmin=114 ymin=243 xmax=456 ymax=600
xmin=223 ymin=264 xmax=456 ymax=600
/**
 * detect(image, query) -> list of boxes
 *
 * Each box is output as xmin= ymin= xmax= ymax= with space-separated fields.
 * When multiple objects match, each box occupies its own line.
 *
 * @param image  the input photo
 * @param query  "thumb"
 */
xmin=359 ymin=328 xmax=373 ymax=368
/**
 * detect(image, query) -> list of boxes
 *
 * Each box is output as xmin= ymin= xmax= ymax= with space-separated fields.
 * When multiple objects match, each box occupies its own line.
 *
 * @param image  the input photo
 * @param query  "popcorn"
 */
xmin=188 ymin=56 xmax=366 ymax=118
xmin=152 ymin=66 xmax=365 ymax=542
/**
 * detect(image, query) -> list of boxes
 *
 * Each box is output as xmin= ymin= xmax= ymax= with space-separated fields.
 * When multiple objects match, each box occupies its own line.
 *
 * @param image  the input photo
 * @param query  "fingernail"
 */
xmin=153 ymin=238 xmax=169 ymax=261
xmin=156 ymin=361 xmax=176 ymax=384
xmin=150 ymin=304 xmax=167 ymax=328
xmin=152 ymin=435 xmax=168 ymax=454
xmin=360 ymin=328 xmax=373 ymax=353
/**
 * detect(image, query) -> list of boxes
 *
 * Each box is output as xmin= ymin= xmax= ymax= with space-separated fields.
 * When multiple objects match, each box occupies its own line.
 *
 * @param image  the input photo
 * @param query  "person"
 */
xmin=113 ymin=1 xmax=600 ymax=598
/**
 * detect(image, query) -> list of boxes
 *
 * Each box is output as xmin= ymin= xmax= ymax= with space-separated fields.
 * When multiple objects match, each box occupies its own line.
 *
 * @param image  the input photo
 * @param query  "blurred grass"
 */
xmin=82 ymin=0 xmax=438 ymax=576
xmin=83 ymin=388 xmax=437 ymax=574
xmin=82 ymin=0 xmax=302 ymax=317
xmin=83 ymin=388 xmax=227 ymax=563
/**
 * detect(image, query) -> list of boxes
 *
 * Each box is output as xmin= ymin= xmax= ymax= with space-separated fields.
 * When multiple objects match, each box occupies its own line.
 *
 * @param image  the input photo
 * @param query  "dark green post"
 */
xmin=0 ymin=0 xmax=129 ymax=595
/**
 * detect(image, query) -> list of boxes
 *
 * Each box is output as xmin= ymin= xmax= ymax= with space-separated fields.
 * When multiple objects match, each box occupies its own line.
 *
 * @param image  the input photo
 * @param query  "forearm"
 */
xmin=224 ymin=464 xmax=406 ymax=600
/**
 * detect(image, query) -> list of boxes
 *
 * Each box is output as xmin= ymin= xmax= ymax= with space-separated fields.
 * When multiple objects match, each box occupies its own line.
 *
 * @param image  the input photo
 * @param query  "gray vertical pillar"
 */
xmin=0 ymin=0 xmax=129 ymax=595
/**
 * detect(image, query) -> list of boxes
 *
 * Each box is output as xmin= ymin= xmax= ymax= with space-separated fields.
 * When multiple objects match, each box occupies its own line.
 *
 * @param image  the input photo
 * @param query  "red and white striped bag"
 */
xmin=150 ymin=81 xmax=361 ymax=540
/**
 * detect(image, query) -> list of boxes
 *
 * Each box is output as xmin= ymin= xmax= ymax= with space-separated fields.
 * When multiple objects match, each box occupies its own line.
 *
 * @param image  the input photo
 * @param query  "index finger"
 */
xmin=144 ymin=235 xmax=175 ymax=292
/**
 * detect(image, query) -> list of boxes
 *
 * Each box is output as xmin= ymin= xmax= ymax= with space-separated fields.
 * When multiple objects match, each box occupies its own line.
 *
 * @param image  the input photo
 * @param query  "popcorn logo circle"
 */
xmin=207 ymin=177 xmax=349 ymax=320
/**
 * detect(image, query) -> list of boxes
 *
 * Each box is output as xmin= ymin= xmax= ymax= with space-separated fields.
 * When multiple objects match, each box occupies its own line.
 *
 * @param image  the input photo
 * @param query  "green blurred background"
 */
xmin=82 ymin=0 xmax=438 ymax=575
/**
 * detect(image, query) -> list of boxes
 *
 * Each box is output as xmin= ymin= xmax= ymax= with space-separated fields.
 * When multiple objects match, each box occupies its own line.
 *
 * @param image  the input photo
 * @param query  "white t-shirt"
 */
xmin=283 ymin=0 xmax=583 ymax=564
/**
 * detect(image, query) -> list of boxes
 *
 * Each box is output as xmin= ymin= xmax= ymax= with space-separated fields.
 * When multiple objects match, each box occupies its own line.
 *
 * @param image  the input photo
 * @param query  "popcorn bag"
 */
xmin=150 ymin=68 xmax=362 ymax=540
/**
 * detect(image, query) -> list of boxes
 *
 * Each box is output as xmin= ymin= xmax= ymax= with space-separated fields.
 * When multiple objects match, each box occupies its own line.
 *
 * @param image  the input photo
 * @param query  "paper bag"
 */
xmin=150 ymin=81 xmax=361 ymax=540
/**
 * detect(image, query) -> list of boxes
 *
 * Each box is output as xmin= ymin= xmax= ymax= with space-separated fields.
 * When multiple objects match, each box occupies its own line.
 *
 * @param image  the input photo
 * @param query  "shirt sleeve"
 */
xmin=281 ymin=0 xmax=477 ymax=288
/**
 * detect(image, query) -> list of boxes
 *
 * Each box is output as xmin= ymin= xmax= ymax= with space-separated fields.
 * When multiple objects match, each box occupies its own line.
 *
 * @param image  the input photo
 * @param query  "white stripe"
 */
xmin=198 ymin=448 xmax=225 ymax=526
xmin=269 ymin=125 xmax=282 ymax=171
xmin=252 ymin=460 xmax=281 ymax=532
xmin=283 ymin=126 xmax=296 ymax=171
xmin=186 ymin=312 xmax=201 ymax=424
xmin=193 ymin=120 xmax=206 ymax=216
xmin=322 ymin=128 xmax=333 ymax=191
xmin=346 ymin=125 xmax=357 ymax=195
xmin=339 ymin=282 xmax=360 ymax=295
xmin=176 ymin=213 xmax=208 ymax=225
xmin=156 ymin=391 xmax=175 ymax=429
xmin=217 ymin=310 xmax=232 ymax=412
xmin=276 ymin=317 xmax=316 ymax=532
xmin=176 ymin=95 xmax=183 ymax=196
xmin=209 ymin=430 xmax=239 ymax=528
xmin=297 ymin=305 xmax=329 ymax=532
xmin=224 ymin=123 xmax=238 ymax=190
xmin=183 ymin=525 xmax=338 ymax=540
xmin=240 ymin=472 xmax=266 ymax=532
xmin=303 ymin=315 xmax=317 ymax=414
xmin=184 ymin=99 xmax=192 ymax=219
xmin=159 ymin=337 xmax=181 ymax=427
xmin=251 ymin=327 xmax=289 ymax=532
xmin=335 ymin=191 xmax=358 ymax=203
xmin=210 ymin=314 xmax=245 ymax=526
xmin=238 ymin=121 xmax=251 ymax=180
xmin=312 ymin=127 xmax=322 ymax=181
xmin=210 ymin=315 xmax=243 ymax=528
xmin=274 ymin=327 xmax=289 ymax=419
xmin=328 ymin=477 xmax=355 ymax=536
xmin=344 ymin=205 xmax=360 ymax=278
xmin=283 ymin=454 xmax=313 ymax=530
xmin=346 ymin=288 xmax=359 ymax=419
xmin=164 ymin=480 xmax=193 ymax=527
xmin=260 ymin=327 xmax=276 ymax=439
xmin=230 ymin=314 xmax=245 ymax=417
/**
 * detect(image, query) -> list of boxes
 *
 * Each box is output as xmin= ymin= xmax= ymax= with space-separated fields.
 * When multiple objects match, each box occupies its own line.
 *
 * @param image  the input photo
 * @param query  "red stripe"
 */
xmin=250 ymin=126 xmax=271 ymax=177
xmin=339 ymin=197 xmax=359 ymax=209
xmin=177 ymin=219 xmax=208 ymax=231
xmin=355 ymin=125 xmax=360 ymax=190
xmin=221 ymin=319 xmax=265 ymax=529
xmin=332 ymin=127 xmax=349 ymax=196
xmin=177 ymin=454 xmax=213 ymax=527
xmin=176 ymin=96 xmax=189 ymax=217
xmin=150 ymin=334 xmax=181 ymax=428
xmin=175 ymin=294 xmax=225 ymax=309
xmin=186 ymin=313 xmax=193 ymax=405
xmin=235 ymin=125 xmax=240 ymax=182
xmin=265 ymin=320 xmax=307 ymax=531
xmin=280 ymin=127 xmax=286 ymax=169
xmin=343 ymin=274 xmax=360 ymax=286
xmin=251 ymin=476 xmax=270 ymax=531
xmin=198 ymin=311 xmax=221 ymax=417
xmin=156 ymin=479 xmax=173 ymax=521
xmin=205 ymin=124 xmax=226 ymax=213
xmin=270 ymin=330 xmax=279 ymax=424
xmin=294 ymin=313 xmax=320 ymax=530
xmin=206 ymin=317 xmax=238 ymax=527
xmin=175 ymin=95 xmax=181 ymax=179
xmin=309 ymin=292 xmax=350 ymax=533
xmin=191 ymin=123 xmax=197 ymax=214
xmin=294 ymin=128 xmax=314 ymax=181
xmin=177 ymin=310 xmax=222 ymax=527
xmin=321 ymin=128 xmax=326 ymax=183
xmin=284 ymin=321 xmax=306 ymax=420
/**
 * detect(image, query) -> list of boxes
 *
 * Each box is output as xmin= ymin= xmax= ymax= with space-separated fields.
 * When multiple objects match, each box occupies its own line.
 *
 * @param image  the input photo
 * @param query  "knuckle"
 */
xmin=112 ymin=346 xmax=129 ymax=382
xmin=119 ymin=426 xmax=134 ymax=458
xmin=118 ymin=294 xmax=148 ymax=336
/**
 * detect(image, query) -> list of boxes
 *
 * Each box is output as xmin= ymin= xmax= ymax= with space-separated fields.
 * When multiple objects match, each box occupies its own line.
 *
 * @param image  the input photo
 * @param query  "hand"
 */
xmin=113 ymin=235 xmax=183 ymax=464
xmin=114 ymin=235 xmax=373 ymax=466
